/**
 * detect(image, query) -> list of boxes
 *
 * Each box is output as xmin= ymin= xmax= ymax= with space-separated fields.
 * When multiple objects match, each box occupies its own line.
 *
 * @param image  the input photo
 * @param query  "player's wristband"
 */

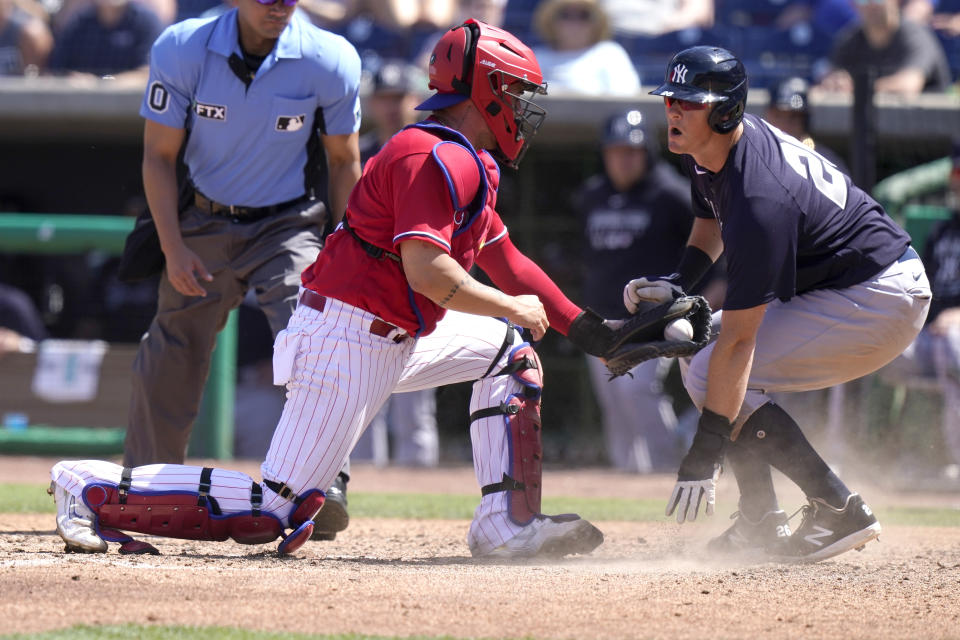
xmin=698 ymin=408 xmax=733 ymax=438
xmin=674 ymin=246 xmax=714 ymax=292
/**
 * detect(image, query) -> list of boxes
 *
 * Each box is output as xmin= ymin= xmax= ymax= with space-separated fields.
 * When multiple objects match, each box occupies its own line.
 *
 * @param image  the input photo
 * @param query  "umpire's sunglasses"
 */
xmin=663 ymin=97 xmax=710 ymax=111
xmin=254 ymin=0 xmax=298 ymax=6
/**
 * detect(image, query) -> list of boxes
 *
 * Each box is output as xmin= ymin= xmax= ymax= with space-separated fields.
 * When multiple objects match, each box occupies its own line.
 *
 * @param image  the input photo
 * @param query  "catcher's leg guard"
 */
xmin=262 ymin=478 xmax=326 ymax=555
xmin=471 ymin=342 xmax=543 ymax=526
xmin=81 ymin=467 xmax=324 ymax=555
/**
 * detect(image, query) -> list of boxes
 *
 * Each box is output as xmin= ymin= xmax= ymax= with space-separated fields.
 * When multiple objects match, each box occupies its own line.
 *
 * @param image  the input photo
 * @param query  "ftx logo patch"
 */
xmin=276 ymin=115 xmax=306 ymax=132
xmin=195 ymin=102 xmax=226 ymax=120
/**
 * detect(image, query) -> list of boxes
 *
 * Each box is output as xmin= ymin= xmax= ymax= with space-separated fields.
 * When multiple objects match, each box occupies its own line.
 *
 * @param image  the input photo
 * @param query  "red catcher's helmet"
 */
xmin=415 ymin=19 xmax=548 ymax=168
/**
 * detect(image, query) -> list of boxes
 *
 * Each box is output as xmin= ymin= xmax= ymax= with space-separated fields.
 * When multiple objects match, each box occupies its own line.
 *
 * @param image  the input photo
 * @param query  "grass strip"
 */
xmin=6 ymin=484 xmax=958 ymax=526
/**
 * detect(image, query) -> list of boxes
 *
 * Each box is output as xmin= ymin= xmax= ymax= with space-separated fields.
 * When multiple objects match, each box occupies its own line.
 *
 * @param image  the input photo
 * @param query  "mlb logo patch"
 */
xmin=276 ymin=115 xmax=306 ymax=132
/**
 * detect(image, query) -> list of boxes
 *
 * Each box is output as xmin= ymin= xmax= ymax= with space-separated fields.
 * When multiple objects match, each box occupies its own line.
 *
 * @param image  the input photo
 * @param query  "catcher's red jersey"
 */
xmin=302 ymin=120 xmax=506 ymax=336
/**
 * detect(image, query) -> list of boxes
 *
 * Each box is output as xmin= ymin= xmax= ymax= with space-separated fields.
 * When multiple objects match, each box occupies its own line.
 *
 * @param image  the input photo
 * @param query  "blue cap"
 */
xmin=414 ymin=92 xmax=470 ymax=111
xmin=602 ymin=109 xmax=647 ymax=147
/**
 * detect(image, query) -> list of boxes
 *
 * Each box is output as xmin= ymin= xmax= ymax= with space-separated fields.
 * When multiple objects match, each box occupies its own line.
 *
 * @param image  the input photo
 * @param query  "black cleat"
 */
xmin=311 ymin=472 xmax=349 ymax=541
xmin=707 ymin=508 xmax=791 ymax=559
xmin=780 ymin=493 xmax=881 ymax=563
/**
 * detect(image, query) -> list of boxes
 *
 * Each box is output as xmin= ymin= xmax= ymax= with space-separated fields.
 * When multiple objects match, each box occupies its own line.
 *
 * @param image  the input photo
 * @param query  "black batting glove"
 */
xmin=665 ymin=409 xmax=732 ymax=523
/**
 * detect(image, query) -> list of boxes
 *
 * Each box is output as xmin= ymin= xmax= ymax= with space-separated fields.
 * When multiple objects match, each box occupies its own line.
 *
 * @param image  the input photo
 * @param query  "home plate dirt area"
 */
xmin=2 ymin=458 xmax=960 ymax=639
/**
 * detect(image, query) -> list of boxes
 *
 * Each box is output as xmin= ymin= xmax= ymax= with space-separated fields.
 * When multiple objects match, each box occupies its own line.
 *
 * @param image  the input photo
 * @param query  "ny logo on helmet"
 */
xmin=671 ymin=64 xmax=688 ymax=84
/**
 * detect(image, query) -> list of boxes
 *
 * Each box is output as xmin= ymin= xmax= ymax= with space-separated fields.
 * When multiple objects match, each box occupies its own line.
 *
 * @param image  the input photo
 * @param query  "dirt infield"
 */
xmin=3 ymin=457 xmax=960 ymax=639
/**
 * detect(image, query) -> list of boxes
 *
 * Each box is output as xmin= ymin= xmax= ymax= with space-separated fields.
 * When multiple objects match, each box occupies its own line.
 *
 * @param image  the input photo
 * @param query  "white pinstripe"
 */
xmin=52 ymin=300 xmax=537 ymax=552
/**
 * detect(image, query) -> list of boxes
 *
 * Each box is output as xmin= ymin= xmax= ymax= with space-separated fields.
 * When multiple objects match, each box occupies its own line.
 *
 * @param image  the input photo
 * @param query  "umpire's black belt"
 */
xmin=195 ymin=191 xmax=308 ymax=221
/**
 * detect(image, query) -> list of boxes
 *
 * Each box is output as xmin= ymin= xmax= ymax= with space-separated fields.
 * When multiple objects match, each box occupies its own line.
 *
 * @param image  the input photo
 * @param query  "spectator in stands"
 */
xmin=775 ymin=0 xmax=859 ymax=36
xmin=353 ymin=58 xmax=440 ymax=468
xmin=46 ymin=0 xmax=162 ymax=82
xmin=51 ymin=0 xmax=173 ymax=32
xmin=339 ymin=0 xmax=455 ymax=64
xmin=816 ymin=0 xmax=951 ymax=95
xmin=930 ymin=4 xmax=960 ymax=35
xmin=775 ymin=0 xmax=934 ymax=36
xmin=531 ymin=0 xmax=641 ymax=95
xmin=374 ymin=0 xmax=455 ymax=30
xmin=294 ymin=0 xmax=351 ymax=29
xmin=903 ymin=0 xmax=937 ymax=24
xmin=599 ymin=0 xmax=714 ymax=37
xmin=880 ymin=141 xmax=960 ymax=479
xmin=412 ymin=0 xmax=508 ymax=69
xmin=358 ymin=58 xmax=425 ymax=163
xmin=0 ymin=0 xmax=53 ymax=75
xmin=572 ymin=110 xmax=693 ymax=473
xmin=764 ymin=75 xmax=848 ymax=173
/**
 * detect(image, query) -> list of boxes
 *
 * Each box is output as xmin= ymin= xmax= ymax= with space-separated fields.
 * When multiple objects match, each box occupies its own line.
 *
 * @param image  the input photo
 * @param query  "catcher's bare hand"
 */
xmin=164 ymin=243 xmax=214 ymax=297
xmin=509 ymin=294 xmax=548 ymax=341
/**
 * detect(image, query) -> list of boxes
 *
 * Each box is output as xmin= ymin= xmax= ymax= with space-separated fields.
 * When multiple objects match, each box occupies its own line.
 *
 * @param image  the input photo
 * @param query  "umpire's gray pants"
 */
xmin=123 ymin=201 xmax=324 ymax=466
xmin=681 ymin=254 xmax=932 ymax=427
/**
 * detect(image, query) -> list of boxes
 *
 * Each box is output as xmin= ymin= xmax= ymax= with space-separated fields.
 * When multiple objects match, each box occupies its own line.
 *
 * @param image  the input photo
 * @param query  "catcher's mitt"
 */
xmin=605 ymin=295 xmax=712 ymax=378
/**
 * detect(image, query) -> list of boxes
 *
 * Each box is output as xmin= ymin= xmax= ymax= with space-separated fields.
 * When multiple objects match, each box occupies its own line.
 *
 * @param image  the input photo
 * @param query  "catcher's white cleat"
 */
xmin=49 ymin=482 xmax=107 ymax=553
xmin=471 ymin=514 xmax=603 ymax=559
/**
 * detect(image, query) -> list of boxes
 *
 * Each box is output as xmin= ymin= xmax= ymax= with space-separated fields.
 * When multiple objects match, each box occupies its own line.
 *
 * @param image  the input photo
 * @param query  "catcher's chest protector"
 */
xmin=474 ymin=343 xmax=544 ymax=525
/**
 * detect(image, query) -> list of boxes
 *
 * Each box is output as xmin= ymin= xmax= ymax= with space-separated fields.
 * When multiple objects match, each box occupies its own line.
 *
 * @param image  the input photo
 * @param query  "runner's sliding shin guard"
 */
xmin=736 ymin=402 xmax=851 ymax=506
xmin=725 ymin=439 xmax=781 ymax=520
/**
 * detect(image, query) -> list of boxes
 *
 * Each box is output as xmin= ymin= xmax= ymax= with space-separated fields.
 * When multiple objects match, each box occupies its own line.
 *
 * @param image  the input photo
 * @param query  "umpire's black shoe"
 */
xmin=311 ymin=472 xmax=349 ymax=541
xmin=781 ymin=493 xmax=881 ymax=563
xmin=706 ymin=508 xmax=791 ymax=559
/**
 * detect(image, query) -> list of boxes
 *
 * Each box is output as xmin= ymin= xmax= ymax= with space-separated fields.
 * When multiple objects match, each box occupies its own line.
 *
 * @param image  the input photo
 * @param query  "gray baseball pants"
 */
xmin=123 ymin=201 xmax=325 ymax=466
xmin=681 ymin=254 xmax=932 ymax=426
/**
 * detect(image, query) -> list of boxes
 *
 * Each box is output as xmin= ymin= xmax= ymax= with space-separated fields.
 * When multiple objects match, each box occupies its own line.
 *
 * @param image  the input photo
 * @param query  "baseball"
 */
xmin=664 ymin=318 xmax=695 ymax=341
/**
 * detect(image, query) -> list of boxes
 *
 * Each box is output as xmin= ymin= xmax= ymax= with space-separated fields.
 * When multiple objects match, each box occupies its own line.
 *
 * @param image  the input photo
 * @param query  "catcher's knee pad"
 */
xmin=81 ymin=467 xmax=324 ymax=547
xmin=472 ymin=342 xmax=543 ymax=526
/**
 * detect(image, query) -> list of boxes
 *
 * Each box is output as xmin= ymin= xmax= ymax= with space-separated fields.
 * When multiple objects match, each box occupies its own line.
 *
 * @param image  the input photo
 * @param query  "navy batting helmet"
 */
xmin=649 ymin=46 xmax=748 ymax=134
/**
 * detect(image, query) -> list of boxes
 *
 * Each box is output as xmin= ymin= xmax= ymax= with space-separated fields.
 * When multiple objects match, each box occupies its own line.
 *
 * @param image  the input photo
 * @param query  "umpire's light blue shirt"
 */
xmin=140 ymin=10 xmax=361 ymax=207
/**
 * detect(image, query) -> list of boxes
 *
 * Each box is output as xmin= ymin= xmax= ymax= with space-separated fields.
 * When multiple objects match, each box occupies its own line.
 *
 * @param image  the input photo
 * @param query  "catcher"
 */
xmin=622 ymin=46 xmax=931 ymax=563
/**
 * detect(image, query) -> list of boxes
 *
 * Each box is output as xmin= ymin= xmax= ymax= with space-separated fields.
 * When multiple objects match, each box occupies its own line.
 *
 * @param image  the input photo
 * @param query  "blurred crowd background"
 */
xmin=1 ymin=0 xmax=959 ymax=483
xmin=1 ymin=0 xmax=958 ymax=92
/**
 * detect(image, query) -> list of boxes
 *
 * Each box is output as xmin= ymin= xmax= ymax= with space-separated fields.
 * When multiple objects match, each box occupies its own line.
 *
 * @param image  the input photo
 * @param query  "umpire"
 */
xmin=125 ymin=0 xmax=361 ymax=502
